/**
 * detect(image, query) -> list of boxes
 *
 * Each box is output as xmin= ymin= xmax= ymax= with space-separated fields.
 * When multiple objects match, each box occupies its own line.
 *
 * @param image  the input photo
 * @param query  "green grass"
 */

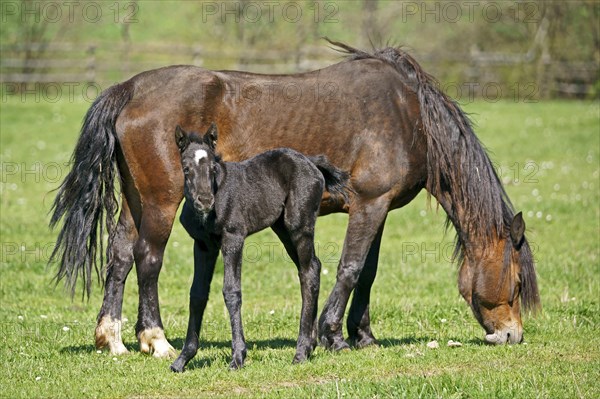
xmin=0 ymin=98 xmax=598 ymax=398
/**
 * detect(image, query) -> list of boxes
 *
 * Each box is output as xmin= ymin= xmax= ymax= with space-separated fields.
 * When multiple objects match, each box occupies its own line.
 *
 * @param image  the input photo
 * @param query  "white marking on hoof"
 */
xmin=194 ymin=149 xmax=208 ymax=164
xmin=96 ymin=316 xmax=129 ymax=355
xmin=138 ymin=327 xmax=176 ymax=359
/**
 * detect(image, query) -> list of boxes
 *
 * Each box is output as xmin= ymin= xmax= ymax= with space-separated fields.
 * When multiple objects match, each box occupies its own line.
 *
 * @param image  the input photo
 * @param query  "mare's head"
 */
xmin=458 ymin=212 xmax=540 ymax=344
xmin=175 ymin=123 xmax=220 ymax=216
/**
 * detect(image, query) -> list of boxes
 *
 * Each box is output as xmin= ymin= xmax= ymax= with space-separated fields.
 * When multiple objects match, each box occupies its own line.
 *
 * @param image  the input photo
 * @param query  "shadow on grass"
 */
xmin=60 ymin=336 xmax=297 ymax=355
xmin=367 ymin=336 xmax=488 ymax=347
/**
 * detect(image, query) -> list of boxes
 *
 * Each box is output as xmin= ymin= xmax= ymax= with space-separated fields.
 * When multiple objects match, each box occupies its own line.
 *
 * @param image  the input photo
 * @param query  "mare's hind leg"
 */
xmin=134 ymin=203 xmax=179 ymax=358
xmin=346 ymin=222 xmax=385 ymax=348
xmin=272 ymin=219 xmax=320 ymax=362
xmin=319 ymin=196 xmax=390 ymax=351
xmin=96 ymin=196 xmax=137 ymax=354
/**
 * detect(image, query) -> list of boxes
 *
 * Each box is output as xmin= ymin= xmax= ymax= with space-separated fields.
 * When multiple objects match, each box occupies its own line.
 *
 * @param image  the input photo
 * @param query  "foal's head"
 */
xmin=175 ymin=123 xmax=220 ymax=216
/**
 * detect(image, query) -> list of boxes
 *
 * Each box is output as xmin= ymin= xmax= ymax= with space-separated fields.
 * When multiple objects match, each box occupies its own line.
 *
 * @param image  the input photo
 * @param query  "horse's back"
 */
xmin=112 ymin=59 xmax=427 ymax=215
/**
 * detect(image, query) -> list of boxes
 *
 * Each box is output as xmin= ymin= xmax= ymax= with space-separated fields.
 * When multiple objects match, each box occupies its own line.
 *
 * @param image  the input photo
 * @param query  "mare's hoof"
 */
xmin=320 ymin=335 xmax=350 ymax=351
xmin=95 ymin=316 xmax=129 ymax=355
xmin=352 ymin=335 xmax=379 ymax=349
xmin=138 ymin=327 xmax=177 ymax=359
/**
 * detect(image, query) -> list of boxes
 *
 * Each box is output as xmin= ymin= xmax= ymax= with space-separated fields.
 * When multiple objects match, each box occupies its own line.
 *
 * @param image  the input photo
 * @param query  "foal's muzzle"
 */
xmin=194 ymin=198 xmax=214 ymax=215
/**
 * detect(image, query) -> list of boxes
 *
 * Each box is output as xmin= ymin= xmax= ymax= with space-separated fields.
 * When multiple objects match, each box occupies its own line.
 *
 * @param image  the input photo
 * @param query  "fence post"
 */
xmin=86 ymin=45 xmax=97 ymax=84
xmin=192 ymin=46 xmax=203 ymax=67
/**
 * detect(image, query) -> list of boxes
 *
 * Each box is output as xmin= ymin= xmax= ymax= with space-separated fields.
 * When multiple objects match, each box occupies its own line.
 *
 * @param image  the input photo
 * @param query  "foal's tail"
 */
xmin=49 ymin=82 xmax=133 ymax=298
xmin=308 ymin=155 xmax=351 ymax=203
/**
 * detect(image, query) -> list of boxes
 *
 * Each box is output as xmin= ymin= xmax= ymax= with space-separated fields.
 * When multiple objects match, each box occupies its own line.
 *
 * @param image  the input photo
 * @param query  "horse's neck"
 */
xmin=436 ymin=191 xmax=504 ymax=254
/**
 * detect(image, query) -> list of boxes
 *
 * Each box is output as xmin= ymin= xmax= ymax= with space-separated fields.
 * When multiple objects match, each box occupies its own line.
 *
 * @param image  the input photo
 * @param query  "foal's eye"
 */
xmin=183 ymin=167 xmax=190 ymax=175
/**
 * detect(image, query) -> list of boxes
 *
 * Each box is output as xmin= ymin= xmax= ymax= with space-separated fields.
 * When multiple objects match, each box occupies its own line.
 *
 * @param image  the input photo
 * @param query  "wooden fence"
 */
xmin=1 ymin=42 xmax=597 ymax=98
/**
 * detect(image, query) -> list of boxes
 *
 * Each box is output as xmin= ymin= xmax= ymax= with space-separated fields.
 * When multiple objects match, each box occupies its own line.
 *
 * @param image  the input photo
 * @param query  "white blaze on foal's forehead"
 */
xmin=194 ymin=149 xmax=208 ymax=164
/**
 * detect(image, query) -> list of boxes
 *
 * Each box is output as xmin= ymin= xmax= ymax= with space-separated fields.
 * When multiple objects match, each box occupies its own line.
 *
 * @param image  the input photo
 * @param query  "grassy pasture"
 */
xmin=0 ymin=97 xmax=598 ymax=398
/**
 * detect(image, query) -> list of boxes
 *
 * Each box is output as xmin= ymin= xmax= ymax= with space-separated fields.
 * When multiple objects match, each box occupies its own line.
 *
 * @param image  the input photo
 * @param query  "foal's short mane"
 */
xmin=326 ymin=39 xmax=540 ymax=311
xmin=187 ymin=131 xmax=222 ymax=163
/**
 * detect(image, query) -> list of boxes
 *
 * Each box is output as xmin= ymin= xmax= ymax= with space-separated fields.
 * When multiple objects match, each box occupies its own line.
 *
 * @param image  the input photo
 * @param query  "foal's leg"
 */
xmin=346 ymin=222 xmax=385 ymax=348
xmin=221 ymin=233 xmax=247 ymax=369
xmin=95 ymin=196 xmax=137 ymax=354
xmin=291 ymin=230 xmax=321 ymax=363
xmin=319 ymin=196 xmax=390 ymax=351
xmin=134 ymin=203 xmax=179 ymax=358
xmin=171 ymin=238 xmax=220 ymax=372
xmin=272 ymin=221 xmax=320 ymax=363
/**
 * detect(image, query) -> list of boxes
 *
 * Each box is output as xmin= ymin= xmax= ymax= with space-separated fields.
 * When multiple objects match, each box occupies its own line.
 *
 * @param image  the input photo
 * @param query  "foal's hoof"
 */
xmin=229 ymin=360 xmax=244 ymax=370
xmin=170 ymin=363 xmax=184 ymax=373
xmin=292 ymin=351 xmax=311 ymax=364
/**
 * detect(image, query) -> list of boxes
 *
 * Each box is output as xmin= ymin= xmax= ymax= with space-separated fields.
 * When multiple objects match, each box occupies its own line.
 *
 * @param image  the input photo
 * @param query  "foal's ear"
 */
xmin=510 ymin=212 xmax=526 ymax=248
xmin=175 ymin=125 xmax=189 ymax=152
xmin=204 ymin=122 xmax=218 ymax=150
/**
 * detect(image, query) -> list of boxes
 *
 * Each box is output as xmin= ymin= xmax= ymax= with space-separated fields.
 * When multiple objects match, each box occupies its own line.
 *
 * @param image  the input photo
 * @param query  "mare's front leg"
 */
xmin=319 ymin=196 xmax=390 ymax=351
xmin=221 ymin=233 xmax=247 ymax=369
xmin=171 ymin=237 xmax=220 ymax=372
xmin=346 ymin=222 xmax=385 ymax=348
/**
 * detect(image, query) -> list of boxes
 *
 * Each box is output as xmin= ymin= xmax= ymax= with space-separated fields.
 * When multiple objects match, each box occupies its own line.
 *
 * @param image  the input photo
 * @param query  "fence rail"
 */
xmin=1 ymin=42 xmax=597 ymax=98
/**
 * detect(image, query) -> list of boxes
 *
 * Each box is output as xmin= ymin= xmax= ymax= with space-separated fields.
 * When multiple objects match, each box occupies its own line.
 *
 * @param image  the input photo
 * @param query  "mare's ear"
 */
xmin=204 ymin=122 xmax=218 ymax=150
xmin=510 ymin=212 xmax=526 ymax=248
xmin=175 ymin=125 xmax=189 ymax=152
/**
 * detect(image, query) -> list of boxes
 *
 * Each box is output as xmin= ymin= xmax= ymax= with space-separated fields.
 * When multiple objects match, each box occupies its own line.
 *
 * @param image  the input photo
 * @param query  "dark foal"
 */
xmin=170 ymin=124 xmax=350 ymax=372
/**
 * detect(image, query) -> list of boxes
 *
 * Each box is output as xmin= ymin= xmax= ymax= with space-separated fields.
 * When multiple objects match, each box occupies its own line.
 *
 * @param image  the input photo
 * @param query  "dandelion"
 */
xmin=97 ymin=350 xmax=102 ymax=354
xmin=17 ymin=315 xmax=23 ymax=321
xmin=35 ymin=376 xmax=41 ymax=381
xmin=545 ymin=215 xmax=552 ymax=222
xmin=40 ymin=315 xmax=47 ymax=319
xmin=419 ymin=210 xmax=427 ymax=217
xmin=62 ymin=326 xmax=70 ymax=332
xmin=322 ymin=269 xmax=329 ymax=275
xmin=536 ymin=211 xmax=543 ymax=218
xmin=269 ymin=310 xmax=275 ymax=315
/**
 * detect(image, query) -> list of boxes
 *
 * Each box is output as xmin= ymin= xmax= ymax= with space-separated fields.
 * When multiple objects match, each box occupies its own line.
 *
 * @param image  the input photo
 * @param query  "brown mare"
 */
xmin=50 ymin=41 xmax=540 ymax=358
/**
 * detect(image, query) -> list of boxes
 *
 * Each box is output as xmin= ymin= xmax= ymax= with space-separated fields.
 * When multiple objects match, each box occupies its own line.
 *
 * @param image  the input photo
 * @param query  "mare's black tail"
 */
xmin=49 ymin=82 xmax=132 ymax=298
xmin=308 ymin=155 xmax=351 ymax=202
